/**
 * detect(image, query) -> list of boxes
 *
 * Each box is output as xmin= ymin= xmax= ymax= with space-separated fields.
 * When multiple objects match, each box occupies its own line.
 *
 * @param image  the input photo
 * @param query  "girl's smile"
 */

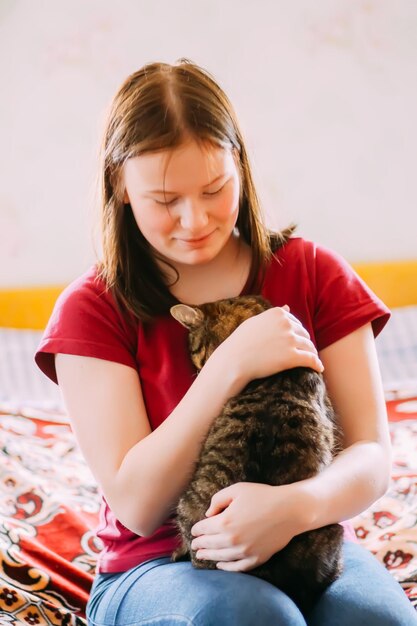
xmin=176 ymin=230 xmax=216 ymax=245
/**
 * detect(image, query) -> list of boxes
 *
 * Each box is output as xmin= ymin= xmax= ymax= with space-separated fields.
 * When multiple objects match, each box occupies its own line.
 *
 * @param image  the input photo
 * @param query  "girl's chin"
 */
xmin=153 ymin=246 xmax=216 ymax=271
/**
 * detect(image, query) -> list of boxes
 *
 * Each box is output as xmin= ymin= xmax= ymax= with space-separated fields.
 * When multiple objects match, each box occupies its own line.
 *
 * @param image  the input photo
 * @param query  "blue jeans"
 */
xmin=86 ymin=542 xmax=417 ymax=625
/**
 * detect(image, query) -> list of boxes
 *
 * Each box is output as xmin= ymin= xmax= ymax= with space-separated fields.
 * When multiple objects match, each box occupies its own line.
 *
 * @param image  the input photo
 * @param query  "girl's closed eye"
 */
xmin=154 ymin=197 xmax=179 ymax=206
xmin=204 ymin=184 xmax=225 ymax=197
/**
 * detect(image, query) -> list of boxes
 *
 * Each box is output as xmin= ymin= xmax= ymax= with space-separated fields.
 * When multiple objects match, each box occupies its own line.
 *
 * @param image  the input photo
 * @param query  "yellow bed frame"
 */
xmin=0 ymin=261 xmax=416 ymax=330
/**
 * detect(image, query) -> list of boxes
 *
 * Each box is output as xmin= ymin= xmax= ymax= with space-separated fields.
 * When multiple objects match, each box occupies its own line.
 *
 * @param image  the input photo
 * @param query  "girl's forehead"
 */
xmin=123 ymin=140 xmax=236 ymax=189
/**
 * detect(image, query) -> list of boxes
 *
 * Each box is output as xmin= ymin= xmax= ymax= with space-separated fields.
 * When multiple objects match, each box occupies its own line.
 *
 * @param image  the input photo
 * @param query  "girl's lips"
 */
xmin=177 ymin=231 xmax=215 ymax=243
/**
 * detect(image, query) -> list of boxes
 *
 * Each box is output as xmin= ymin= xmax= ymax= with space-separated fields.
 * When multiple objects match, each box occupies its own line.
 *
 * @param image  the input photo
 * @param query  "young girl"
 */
xmin=35 ymin=60 xmax=417 ymax=625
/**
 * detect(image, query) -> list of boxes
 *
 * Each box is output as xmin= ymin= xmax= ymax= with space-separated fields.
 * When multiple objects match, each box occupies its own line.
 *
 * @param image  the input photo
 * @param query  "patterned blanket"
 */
xmin=352 ymin=395 xmax=417 ymax=609
xmin=0 ymin=405 xmax=100 ymax=625
xmin=0 ymin=398 xmax=416 ymax=625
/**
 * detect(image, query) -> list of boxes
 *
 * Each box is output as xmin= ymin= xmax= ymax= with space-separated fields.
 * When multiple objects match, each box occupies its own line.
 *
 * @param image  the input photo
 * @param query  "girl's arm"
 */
xmin=190 ymin=322 xmax=391 ymax=572
xmin=296 ymin=321 xmax=392 ymax=527
xmin=55 ymin=306 xmax=322 ymax=537
xmin=56 ymin=351 xmax=242 ymax=536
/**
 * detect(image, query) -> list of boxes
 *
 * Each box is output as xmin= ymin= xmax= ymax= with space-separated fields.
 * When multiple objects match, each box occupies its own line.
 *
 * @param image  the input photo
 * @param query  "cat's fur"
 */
xmin=170 ymin=295 xmax=344 ymax=615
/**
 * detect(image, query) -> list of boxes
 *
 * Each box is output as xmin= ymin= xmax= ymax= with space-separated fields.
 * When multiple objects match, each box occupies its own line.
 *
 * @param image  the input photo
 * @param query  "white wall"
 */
xmin=1 ymin=0 xmax=416 ymax=287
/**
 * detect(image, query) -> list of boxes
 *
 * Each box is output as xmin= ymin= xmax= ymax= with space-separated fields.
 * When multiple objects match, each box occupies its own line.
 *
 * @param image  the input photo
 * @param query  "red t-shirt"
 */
xmin=35 ymin=237 xmax=391 ymax=573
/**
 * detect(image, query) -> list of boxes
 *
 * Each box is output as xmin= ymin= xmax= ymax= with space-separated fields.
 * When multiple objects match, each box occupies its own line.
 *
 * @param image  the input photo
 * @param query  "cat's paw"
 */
xmin=171 ymin=546 xmax=190 ymax=563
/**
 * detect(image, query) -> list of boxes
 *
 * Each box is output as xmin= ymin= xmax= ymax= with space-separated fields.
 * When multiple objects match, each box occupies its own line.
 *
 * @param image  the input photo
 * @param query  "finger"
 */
xmin=276 ymin=308 xmax=310 ymax=338
xmin=293 ymin=335 xmax=318 ymax=354
xmin=191 ymin=534 xmax=226 ymax=551
xmin=191 ymin=514 xmax=223 ymax=537
xmin=205 ymin=486 xmax=235 ymax=517
xmin=196 ymin=547 xmax=243 ymax=562
xmin=281 ymin=311 xmax=311 ymax=339
xmin=294 ymin=348 xmax=324 ymax=372
xmin=285 ymin=312 xmax=302 ymax=325
xmin=191 ymin=520 xmax=211 ymax=537
xmin=290 ymin=321 xmax=311 ymax=340
xmin=216 ymin=557 xmax=258 ymax=572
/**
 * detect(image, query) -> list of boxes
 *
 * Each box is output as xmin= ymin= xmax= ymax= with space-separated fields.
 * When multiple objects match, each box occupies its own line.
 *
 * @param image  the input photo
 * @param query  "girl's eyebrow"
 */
xmin=148 ymin=173 xmax=226 ymax=195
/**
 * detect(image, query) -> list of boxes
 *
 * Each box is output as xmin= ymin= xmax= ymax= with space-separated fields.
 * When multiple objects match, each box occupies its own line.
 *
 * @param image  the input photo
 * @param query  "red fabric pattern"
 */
xmin=0 ymin=405 xmax=101 ymax=625
xmin=352 ymin=395 xmax=417 ymax=610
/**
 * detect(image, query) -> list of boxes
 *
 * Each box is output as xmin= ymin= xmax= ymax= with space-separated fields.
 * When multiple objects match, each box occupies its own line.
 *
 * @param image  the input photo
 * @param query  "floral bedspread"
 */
xmin=0 ymin=397 xmax=416 ymax=625
xmin=0 ymin=404 xmax=102 ymax=625
xmin=351 ymin=395 xmax=417 ymax=610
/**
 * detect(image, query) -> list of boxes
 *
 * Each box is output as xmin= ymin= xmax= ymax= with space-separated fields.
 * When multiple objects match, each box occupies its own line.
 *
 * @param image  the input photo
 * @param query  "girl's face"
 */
xmin=122 ymin=139 xmax=241 ymax=268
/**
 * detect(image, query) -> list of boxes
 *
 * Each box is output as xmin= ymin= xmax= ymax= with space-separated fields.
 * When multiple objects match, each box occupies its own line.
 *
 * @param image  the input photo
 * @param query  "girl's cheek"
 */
xmin=132 ymin=205 xmax=174 ymax=234
xmin=215 ymin=187 xmax=239 ymax=219
xmin=227 ymin=194 xmax=240 ymax=219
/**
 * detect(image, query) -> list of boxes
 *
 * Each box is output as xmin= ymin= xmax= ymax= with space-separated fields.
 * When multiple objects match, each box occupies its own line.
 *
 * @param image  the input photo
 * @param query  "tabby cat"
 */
xmin=170 ymin=295 xmax=344 ymax=615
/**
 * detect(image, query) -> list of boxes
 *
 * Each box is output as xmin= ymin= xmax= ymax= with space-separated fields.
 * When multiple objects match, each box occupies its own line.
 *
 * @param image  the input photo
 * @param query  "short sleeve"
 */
xmin=307 ymin=243 xmax=391 ymax=351
xmin=35 ymin=266 xmax=138 ymax=384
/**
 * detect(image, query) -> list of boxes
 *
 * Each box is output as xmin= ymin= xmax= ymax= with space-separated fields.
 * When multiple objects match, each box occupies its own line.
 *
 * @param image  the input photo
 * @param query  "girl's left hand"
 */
xmin=190 ymin=482 xmax=309 ymax=572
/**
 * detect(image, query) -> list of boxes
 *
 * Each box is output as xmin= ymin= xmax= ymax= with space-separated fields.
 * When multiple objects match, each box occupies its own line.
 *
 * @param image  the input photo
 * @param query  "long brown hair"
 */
xmin=96 ymin=59 xmax=295 ymax=321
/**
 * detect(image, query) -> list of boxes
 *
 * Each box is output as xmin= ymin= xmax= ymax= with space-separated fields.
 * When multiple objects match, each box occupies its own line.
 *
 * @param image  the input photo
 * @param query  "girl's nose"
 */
xmin=179 ymin=200 xmax=209 ymax=231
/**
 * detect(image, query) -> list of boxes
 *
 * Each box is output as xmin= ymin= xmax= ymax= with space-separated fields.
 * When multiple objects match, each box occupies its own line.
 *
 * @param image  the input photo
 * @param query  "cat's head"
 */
xmin=170 ymin=295 xmax=271 ymax=370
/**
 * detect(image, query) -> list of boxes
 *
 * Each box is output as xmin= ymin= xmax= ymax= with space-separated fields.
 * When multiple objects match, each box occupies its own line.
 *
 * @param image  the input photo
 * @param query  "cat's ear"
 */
xmin=170 ymin=304 xmax=204 ymax=329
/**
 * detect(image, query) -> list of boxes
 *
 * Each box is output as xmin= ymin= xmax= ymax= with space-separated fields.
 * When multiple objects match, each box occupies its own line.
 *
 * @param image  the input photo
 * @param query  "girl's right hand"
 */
xmin=218 ymin=305 xmax=323 ymax=383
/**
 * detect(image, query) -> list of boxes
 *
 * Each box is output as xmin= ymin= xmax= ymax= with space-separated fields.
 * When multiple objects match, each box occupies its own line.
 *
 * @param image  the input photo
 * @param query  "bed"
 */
xmin=0 ymin=261 xmax=416 ymax=624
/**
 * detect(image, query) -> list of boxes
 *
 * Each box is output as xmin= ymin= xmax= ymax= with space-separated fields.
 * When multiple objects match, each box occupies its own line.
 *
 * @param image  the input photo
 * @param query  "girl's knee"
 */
xmin=311 ymin=606 xmax=417 ymax=626
xmin=309 ymin=586 xmax=417 ymax=626
xmin=191 ymin=581 xmax=306 ymax=626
